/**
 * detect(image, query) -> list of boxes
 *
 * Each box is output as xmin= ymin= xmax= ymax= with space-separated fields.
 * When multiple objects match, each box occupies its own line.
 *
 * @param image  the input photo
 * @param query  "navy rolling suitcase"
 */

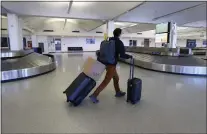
xmin=63 ymin=72 xmax=96 ymax=106
xmin=127 ymin=58 xmax=142 ymax=104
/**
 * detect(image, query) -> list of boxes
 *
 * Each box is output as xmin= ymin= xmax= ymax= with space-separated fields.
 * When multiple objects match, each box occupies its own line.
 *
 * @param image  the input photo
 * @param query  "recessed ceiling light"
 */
xmin=1 ymin=15 xmax=7 ymax=19
xmin=130 ymin=24 xmax=137 ymax=27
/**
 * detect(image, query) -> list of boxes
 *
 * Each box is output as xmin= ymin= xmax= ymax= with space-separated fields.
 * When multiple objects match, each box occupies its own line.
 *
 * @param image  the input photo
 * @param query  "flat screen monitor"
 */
xmin=156 ymin=23 xmax=169 ymax=34
xmin=186 ymin=39 xmax=196 ymax=48
xmin=86 ymin=38 xmax=95 ymax=44
xmin=155 ymin=33 xmax=169 ymax=43
xmin=203 ymin=40 xmax=207 ymax=46
xmin=1 ymin=37 xmax=10 ymax=47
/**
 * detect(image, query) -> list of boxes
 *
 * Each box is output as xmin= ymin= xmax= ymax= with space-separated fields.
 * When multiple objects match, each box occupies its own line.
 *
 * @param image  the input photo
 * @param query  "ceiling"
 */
xmin=117 ymin=2 xmax=206 ymax=25
xmin=1 ymin=1 xmax=206 ymax=39
xmin=1 ymin=1 xmax=141 ymax=20
xmin=21 ymin=16 xmax=104 ymax=32
xmin=2 ymin=16 xmax=205 ymax=39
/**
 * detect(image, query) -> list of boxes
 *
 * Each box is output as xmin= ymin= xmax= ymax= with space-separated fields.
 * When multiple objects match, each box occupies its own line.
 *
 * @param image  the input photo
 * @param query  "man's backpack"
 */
xmin=98 ymin=40 xmax=116 ymax=65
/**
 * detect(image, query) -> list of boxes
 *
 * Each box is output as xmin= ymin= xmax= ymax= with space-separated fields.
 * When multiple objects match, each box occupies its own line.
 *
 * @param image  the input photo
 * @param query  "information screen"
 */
xmin=186 ymin=39 xmax=196 ymax=48
xmin=155 ymin=33 xmax=168 ymax=43
xmin=203 ymin=40 xmax=207 ymax=46
xmin=156 ymin=23 xmax=169 ymax=34
xmin=86 ymin=38 xmax=95 ymax=44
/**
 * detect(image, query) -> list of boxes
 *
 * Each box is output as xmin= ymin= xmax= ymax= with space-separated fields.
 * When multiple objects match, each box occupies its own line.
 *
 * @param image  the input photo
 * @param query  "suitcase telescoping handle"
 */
xmin=129 ymin=58 xmax=135 ymax=79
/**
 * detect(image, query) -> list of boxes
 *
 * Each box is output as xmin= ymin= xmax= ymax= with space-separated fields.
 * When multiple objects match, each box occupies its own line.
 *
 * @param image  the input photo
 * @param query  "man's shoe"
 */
xmin=115 ymin=91 xmax=126 ymax=97
xmin=89 ymin=95 xmax=99 ymax=103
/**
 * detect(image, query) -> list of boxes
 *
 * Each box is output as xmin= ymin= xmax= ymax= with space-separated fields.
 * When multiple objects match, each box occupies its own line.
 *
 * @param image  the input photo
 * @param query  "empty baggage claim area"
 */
xmin=1 ymin=1 xmax=206 ymax=134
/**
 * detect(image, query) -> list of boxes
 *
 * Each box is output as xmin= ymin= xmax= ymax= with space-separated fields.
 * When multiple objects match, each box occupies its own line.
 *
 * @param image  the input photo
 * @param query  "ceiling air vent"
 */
xmin=43 ymin=30 xmax=54 ymax=32
xmin=137 ymin=33 xmax=142 ymax=35
xmin=96 ymin=31 xmax=103 ymax=33
xmin=72 ymin=30 xmax=80 ymax=33
xmin=1 ymin=28 xmax=7 ymax=30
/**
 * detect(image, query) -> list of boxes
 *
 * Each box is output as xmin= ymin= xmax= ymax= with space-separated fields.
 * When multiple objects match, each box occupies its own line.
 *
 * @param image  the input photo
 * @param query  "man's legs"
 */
xmin=92 ymin=65 xmax=116 ymax=97
xmin=90 ymin=65 xmax=125 ymax=103
xmin=113 ymin=69 xmax=126 ymax=97
xmin=113 ymin=68 xmax=120 ymax=92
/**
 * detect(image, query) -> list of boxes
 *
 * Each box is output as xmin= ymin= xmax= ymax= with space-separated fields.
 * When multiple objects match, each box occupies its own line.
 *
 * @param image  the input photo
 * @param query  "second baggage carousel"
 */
xmin=1 ymin=52 xmax=56 ymax=82
xmin=120 ymin=52 xmax=207 ymax=76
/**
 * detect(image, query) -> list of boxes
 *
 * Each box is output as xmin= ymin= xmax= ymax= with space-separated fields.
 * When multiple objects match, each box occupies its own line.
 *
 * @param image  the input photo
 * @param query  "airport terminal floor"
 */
xmin=1 ymin=52 xmax=206 ymax=133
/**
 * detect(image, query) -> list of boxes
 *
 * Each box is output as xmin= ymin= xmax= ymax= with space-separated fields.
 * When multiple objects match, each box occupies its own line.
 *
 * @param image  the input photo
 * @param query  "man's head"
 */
xmin=113 ymin=28 xmax=122 ymax=38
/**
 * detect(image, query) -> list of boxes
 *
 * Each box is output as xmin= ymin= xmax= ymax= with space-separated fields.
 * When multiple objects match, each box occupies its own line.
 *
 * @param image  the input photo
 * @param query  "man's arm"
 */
xmin=96 ymin=50 xmax=100 ymax=57
xmin=119 ymin=40 xmax=132 ymax=59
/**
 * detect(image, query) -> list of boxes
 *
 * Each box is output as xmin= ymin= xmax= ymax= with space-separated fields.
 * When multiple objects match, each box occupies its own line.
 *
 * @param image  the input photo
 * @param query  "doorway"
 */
xmin=55 ymin=38 xmax=61 ymax=51
xmin=144 ymin=39 xmax=150 ymax=47
xmin=38 ymin=42 xmax=45 ymax=53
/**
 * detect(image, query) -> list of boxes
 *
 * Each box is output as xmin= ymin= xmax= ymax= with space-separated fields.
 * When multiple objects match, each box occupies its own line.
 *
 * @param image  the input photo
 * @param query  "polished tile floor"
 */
xmin=1 ymin=53 xmax=206 ymax=133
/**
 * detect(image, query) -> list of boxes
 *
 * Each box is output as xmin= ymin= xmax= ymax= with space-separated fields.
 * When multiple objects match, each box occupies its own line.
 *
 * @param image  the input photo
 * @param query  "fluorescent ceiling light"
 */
xmin=46 ymin=18 xmax=78 ymax=24
xmin=121 ymin=24 xmax=137 ymax=29
xmin=1 ymin=15 xmax=7 ymax=19
xmin=130 ymin=24 xmax=137 ymax=27
xmin=67 ymin=19 xmax=78 ymax=24
xmin=114 ymin=22 xmax=125 ymax=26
xmin=47 ymin=18 xmax=65 ymax=22
xmin=177 ymin=27 xmax=189 ymax=31
xmin=73 ymin=2 xmax=92 ymax=7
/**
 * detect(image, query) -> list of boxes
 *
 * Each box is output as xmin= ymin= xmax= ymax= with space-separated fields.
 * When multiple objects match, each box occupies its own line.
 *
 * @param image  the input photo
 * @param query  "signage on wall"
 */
xmin=186 ymin=39 xmax=196 ymax=48
xmin=86 ymin=38 xmax=95 ymax=44
xmin=203 ymin=40 xmax=207 ymax=46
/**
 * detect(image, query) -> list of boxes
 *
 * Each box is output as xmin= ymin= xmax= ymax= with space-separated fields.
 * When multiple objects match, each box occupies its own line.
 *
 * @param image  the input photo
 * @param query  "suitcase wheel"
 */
xmin=73 ymin=103 xmax=78 ymax=107
xmin=131 ymin=101 xmax=137 ymax=105
xmin=66 ymin=96 xmax=70 ymax=102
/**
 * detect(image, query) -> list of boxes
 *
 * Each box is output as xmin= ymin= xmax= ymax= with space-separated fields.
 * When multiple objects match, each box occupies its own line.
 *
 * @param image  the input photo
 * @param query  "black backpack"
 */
xmin=98 ymin=40 xmax=116 ymax=64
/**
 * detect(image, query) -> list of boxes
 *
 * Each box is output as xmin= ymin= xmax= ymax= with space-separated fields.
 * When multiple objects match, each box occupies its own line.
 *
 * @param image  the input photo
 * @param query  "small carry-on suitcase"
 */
xmin=127 ymin=58 xmax=142 ymax=104
xmin=63 ymin=72 xmax=96 ymax=106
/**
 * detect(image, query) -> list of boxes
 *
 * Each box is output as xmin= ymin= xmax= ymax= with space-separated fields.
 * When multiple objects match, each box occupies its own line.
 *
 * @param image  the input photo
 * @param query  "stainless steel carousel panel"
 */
xmin=1 ymin=52 xmax=56 ymax=82
xmin=120 ymin=52 xmax=207 ymax=76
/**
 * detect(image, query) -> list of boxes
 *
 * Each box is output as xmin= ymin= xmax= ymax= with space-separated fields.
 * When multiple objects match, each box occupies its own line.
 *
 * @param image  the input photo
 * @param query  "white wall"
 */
xmin=176 ymin=39 xmax=205 ymax=48
xmin=61 ymin=37 xmax=103 ymax=52
xmin=36 ymin=35 xmax=206 ymax=53
xmin=121 ymin=38 xmax=155 ymax=47
xmin=61 ymin=37 xmax=155 ymax=51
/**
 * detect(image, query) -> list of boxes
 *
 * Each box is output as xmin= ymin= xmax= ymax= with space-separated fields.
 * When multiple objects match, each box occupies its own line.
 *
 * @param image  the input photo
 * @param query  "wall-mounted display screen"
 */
xmin=156 ymin=23 xmax=169 ymax=34
xmin=86 ymin=38 xmax=95 ymax=44
xmin=1 ymin=37 xmax=10 ymax=47
xmin=155 ymin=33 xmax=168 ymax=43
xmin=203 ymin=40 xmax=207 ymax=46
xmin=186 ymin=39 xmax=196 ymax=48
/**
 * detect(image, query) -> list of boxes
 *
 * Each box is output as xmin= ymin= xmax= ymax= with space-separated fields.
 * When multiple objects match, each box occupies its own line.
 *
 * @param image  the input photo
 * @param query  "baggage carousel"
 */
xmin=1 ymin=49 xmax=33 ymax=59
xmin=1 ymin=50 xmax=56 ymax=82
xmin=119 ymin=52 xmax=207 ymax=76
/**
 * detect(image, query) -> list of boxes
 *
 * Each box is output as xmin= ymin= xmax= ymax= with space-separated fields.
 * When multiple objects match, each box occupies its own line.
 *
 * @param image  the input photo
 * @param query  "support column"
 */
xmin=7 ymin=13 xmax=23 ymax=51
xmin=31 ymin=35 xmax=38 ymax=47
xmin=106 ymin=21 xmax=114 ymax=38
xmin=169 ymin=22 xmax=177 ymax=48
